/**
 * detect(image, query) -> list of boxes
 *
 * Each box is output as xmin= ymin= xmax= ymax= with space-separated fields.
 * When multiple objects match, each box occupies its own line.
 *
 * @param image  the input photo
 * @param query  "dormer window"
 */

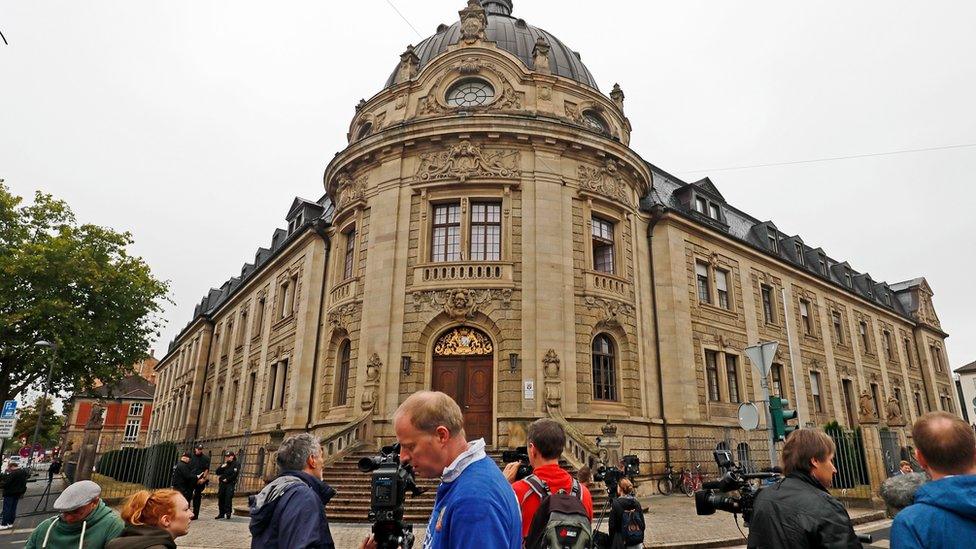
xmin=794 ymin=243 xmax=804 ymax=266
xmin=818 ymin=255 xmax=828 ymax=276
xmin=692 ymin=194 xmax=722 ymax=221
xmin=288 ymin=211 xmax=304 ymax=233
xmin=708 ymin=203 xmax=721 ymax=220
xmin=582 ymin=111 xmax=609 ymax=135
xmin=695 ymin=197 xmax=707 ymax=214
xmin=767 ymin=231 xmax=779 ymax=253
xmin=844 ymin=271 xmax=853 ymax=288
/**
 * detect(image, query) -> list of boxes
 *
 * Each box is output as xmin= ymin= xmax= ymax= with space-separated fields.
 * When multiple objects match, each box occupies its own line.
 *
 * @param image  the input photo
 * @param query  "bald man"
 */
xmin=361 ymin=391 xmax=520 ymax=549
xmin=891 ymin=412 xmax=976 ymax=549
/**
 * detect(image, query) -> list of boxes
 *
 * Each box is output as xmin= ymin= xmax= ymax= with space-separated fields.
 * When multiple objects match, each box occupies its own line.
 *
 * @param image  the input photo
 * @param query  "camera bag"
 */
xmin=522 ymin=475 xmax=593 ymax=549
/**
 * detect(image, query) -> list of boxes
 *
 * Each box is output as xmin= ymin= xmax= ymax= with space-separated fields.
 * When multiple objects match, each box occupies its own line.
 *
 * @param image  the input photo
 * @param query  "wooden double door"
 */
xmin=432 ymin=356 xmax=493 ymax=442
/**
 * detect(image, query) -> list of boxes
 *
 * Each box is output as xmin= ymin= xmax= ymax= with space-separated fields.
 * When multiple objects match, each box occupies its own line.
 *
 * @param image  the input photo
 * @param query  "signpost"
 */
xmin=744 ymin=341 xmax=779 ymax=468
xmin=0 ymin=400 xmax=17 ymax=443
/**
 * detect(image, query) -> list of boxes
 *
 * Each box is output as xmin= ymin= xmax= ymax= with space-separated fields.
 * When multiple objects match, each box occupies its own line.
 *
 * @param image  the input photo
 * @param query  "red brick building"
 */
xmin=62 ymin=374 xmax=156 ymax=454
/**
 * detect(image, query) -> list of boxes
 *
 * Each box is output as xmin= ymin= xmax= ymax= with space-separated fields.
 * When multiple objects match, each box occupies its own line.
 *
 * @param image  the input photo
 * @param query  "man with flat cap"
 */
xmin=24 ymin=480 xmax=125 ymax=549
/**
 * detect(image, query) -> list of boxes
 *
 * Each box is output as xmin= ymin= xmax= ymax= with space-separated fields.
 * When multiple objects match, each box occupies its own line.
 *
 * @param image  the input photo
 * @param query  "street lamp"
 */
xmin=30 ymin=340 xmax=58 ymax=470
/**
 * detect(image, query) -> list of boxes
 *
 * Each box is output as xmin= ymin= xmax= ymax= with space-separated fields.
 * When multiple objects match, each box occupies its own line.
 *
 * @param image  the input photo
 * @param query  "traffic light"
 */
xmin=769 ymin=396 xmax=799 ymax=442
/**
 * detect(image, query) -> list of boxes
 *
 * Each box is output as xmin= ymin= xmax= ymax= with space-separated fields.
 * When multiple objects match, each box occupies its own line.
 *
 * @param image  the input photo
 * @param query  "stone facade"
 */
xmin=149 ymin=1 xmax=957 ymax=479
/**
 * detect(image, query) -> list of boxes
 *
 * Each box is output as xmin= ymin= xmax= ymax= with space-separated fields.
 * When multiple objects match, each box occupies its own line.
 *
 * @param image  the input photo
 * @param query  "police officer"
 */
xmin=171 ymin=451 xmax=196 ymax=510
xmin=214 ymin=450 xmax=240 ymax=519
xmin=747 ymin=429 xmax=861 ymax=549
xmin=189 ymin=444 xmax=210 ymax=520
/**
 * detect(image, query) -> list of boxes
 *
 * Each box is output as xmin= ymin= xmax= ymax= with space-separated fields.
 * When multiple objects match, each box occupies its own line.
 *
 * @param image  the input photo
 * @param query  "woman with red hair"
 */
xmin=105 ymin=489 xmax=192 ymax=549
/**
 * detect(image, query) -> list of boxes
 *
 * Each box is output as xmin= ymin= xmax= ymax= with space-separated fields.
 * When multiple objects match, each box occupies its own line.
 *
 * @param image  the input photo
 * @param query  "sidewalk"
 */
xmin=172 ymin=494 xmax=884 ymax=548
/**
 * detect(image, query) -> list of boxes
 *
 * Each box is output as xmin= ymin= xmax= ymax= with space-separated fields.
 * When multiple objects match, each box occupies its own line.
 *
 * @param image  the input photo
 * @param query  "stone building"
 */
xmin=149 ymin=0 xmax=956 ymax=481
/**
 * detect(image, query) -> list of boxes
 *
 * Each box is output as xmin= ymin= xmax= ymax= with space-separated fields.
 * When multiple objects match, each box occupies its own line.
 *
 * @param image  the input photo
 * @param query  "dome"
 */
xmin=385 ymin=0 xmax=599 ymax=90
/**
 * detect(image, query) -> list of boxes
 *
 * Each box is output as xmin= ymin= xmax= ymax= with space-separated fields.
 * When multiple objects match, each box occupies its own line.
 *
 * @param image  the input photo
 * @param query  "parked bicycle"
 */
xmin=680 ymin=462 xmax=705 ymax=497
xmin=657 ymin=464 xmax=681 ymax=496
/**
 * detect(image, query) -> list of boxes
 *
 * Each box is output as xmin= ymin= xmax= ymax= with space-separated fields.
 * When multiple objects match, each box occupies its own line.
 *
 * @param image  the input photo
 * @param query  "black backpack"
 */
xmin=618 ymin=496 xmax=645 ymax=546
xmin=523 ymin=475 xmax=593 ymax=549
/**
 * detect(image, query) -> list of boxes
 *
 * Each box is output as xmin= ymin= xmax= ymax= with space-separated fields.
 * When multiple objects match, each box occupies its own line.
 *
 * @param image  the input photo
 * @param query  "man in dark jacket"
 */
xmin=215 ymin=450 xmax=240 ymax=519
xmin=891 ymin=412 xmax=976 ymax=548
xmin=189 ymin=444 xmax=210 ymax=520
xmin=171 ymin=452 xmax=196 ymax=510
xmin=747 ymin=429 xmax=861 ymax=549
xmin=249 ymin=433 xmax=336 ymax=548
xmin=0 ymin=461 xmax=30 ymax=529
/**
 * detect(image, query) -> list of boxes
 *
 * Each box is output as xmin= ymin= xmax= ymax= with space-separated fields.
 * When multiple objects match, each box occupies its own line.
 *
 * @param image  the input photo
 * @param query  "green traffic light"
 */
xmin=770 ymin=396 xmax=798 ymax=442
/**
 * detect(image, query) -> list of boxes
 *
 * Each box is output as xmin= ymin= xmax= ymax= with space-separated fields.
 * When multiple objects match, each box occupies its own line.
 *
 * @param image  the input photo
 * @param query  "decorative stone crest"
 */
xmin=458 ymin=56 xmax=484 ymax=75
xmin=327 ymin=303 xmax=358 ymax=333
xmin=532 ymin=37 xmax=551 ymax=74
xmin=610 ymin=83 xmax=625 ymax=111
xmin=545 ymin=382 xmax=562 ymax=410
xmin=538 ymin=85 xmax=552 ymax=101
xmin=361 ymin=387 xmax=376 ymax=411
xmin=418 ymin=94 xmax=448 ymax=116
xmin=886 ymin=396 xmax=905 ymax=425
xmin=584 ymin=296 xmax=634 ymax=328
xmin=543 ymin=349 xmax=560 ymax=379
xmin=395 ymin=94 xmax=407 ymax=110
xmin=395 ymin=45 xmax=420 ymax=84
xmin=415 ymin=140 xmax=521 ymax=182
xmin=433 ymin=327 xmax=494 ymax=356
xmin=335 ymin=172 xmax=367 ymax=209
xmin=366 ymin=353 xmax=382 ymax=383
xmin=458 ymin=0 xmax=487 ymax=45
xmin=361 ymin=353 xmax=382 ymax=412
xmin=577 ymin=159 xmax=632 ymax=206
xmin=413 ymin=287 xmax=512 ymax=321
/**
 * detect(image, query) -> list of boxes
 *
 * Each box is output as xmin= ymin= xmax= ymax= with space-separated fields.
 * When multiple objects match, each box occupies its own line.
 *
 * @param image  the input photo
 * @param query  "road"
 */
xmin=0 ymin=471 xmax=65 ymax=548
xmin=859 ymin=519 xmax=893 ymax=549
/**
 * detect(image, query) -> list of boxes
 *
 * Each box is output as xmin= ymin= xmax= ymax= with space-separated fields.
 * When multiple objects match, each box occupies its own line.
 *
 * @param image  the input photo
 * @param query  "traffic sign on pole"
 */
xmin=744 ymin=342 xmax=778 ymax=378
xmin=1 ymin=401 xmax=16 ymax=420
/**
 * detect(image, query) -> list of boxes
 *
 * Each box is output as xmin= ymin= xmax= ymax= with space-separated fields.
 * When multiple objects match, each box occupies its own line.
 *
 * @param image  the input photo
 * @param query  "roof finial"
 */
xmin=459 ymin=0 xmax=488 ymax=45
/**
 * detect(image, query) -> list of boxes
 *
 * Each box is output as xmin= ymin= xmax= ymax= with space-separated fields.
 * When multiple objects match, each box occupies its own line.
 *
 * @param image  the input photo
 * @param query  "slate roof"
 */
xmin=79 ymin=375 xmax=155 ymax=401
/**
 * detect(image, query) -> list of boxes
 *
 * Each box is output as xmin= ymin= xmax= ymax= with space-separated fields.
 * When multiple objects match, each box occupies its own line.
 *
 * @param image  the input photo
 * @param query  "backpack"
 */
xmin=618 ymin=496 xmax=645 ymax=546
xmin=522 ymin=475 xmax=593 ymax=549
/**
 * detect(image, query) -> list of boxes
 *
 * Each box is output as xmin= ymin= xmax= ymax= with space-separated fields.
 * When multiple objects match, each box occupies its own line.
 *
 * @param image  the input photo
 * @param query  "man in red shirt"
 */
xmin=503 ymin=418 xmax=594 ymax=540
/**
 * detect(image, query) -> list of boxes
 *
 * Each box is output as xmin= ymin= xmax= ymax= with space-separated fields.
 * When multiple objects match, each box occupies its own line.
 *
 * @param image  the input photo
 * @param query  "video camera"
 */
xmin=358 ymin=443 xmax=425 ymax=549
xmin=501 ymin=446 xmax=533 ymax=481
xmin=694 ymin=450 xmax=779 ymax=526
xmin=594 ymin=455 xmax=640 ymax=498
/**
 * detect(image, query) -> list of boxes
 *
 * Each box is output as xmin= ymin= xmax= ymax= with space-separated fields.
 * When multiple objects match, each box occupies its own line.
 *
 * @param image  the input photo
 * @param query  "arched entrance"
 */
xmin=431 ymin=327 xmax=494 ymax=442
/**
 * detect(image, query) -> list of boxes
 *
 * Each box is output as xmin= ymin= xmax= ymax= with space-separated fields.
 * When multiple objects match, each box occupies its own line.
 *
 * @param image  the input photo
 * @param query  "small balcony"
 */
xmin=412 ymin=261 xmax=514 ymax=289
xmin=329 ymin=277 xmax=358 ymax=306
xmin=583 ymin=270 xmax=630 ymax=300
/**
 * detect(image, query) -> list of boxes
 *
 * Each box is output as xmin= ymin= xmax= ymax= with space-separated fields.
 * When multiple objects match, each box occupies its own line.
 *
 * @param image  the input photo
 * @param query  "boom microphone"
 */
xmin=880 ymin=472 xmax=927 ymax=512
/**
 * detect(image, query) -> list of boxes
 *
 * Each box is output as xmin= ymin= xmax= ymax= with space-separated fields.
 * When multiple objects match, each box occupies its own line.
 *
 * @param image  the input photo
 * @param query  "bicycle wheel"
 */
xmin=657 ymin=476 xmax=673 ymax=496
xmin=681 ymin=476 xmax=695 ymax=497
xmin=678 ymin=476 xmax=691 ymax=495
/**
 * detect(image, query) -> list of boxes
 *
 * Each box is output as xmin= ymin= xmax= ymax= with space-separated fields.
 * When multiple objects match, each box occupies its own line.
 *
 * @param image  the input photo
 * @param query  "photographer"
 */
xmin=503 ymin=418 xmax=593 ymax=544
xmin=747 ymin=429 xmax=861 ymax=549
xmin=362 ymin=391 xmax=520 ymax=549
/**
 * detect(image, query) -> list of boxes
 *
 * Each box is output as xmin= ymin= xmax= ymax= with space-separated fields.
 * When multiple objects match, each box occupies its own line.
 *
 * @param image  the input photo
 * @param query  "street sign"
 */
xmin=0 ymin=418 xmax=15 ymax=438
xmin=1 ymin=401 xmax=16 ymax=420
xmin=738 ymin=402 xmax=761 ymax=431
xmin=744 ymin=342 xmax=779 ymax=378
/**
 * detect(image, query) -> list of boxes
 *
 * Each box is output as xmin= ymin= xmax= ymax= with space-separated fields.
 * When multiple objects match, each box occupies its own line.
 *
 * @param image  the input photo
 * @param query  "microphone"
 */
xmin=880 ymin=472 xmax=927 ymax=511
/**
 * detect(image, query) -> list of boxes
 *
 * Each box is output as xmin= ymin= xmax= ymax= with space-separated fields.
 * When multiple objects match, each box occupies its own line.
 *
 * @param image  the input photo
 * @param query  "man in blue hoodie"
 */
xmin=249 ymin=433 xmax=336 ymax=548
xmin=361 ymin=390 xmax=521 ymax=549
xmin=891 ymin=411 xmax=976 ymax=549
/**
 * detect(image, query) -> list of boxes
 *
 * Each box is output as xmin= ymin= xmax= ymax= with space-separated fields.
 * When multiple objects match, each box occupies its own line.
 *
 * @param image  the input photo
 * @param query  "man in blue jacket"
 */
xmin=361 ymin=390 xmax=521 ymax=549
xmin=891 ymin=411 xmax=976 ymax=549
xmin=249 ymin=433 xmax=336 ymax=548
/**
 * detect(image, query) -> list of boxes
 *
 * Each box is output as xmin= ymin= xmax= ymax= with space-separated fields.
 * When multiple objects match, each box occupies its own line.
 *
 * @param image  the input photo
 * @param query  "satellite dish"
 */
xmin=738 ymin=402 xmax=761 ymax=431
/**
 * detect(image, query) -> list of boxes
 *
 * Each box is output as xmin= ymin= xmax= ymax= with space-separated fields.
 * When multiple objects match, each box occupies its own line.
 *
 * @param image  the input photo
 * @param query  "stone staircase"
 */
xmin=324 ymin=448 xmax=609 ymax=523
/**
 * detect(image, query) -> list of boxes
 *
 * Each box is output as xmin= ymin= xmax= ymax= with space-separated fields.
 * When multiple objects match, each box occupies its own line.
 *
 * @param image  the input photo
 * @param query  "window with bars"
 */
xmin=705 ymin=350 xmax=720 ymax=402
xmin=343 ymin=228 xmax=356 ymax=279
xmin=771 ymin=363 xmax=784 ymax=397
xmin=432 ymin=203 xmax=462 ymax=262
xmin=832 ymin=311 xmax=844 ymax=343
xmin=761 ymin=285 xmax=775 ymax=324
xmin=591 ymin=217 xmax=615 ymax=274
xmin=810 ymin=371 xmax=823 ymax=413
xmin=716 ymin=269 xmax=730 ymax=310
xmin=470 ymin=202 xmax=501 ymax=261
xmin=592 ymin=335 xmax=617 ymax=401
xmin=726 ymin=355 xmax=740 ymax=403
xmin=799 ymin=300 xmax=812 ymax=335
xmin=123 ymin=418 xmax=141 ymax=443
xmin=335 ymin=341 xmax=352 ymax=406
xmin=696 ymin=262 xmax=711 ymax=304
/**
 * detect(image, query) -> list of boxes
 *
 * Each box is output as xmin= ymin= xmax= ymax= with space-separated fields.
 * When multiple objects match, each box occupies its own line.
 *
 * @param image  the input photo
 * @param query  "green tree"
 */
xmin=0 ymin=180 xmax=169 ymax=402
xmin=12 ymin=396 xmax=64 ymax=448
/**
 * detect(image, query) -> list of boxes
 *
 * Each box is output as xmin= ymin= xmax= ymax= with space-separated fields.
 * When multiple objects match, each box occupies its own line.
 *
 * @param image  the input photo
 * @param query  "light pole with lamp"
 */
xmin=30 ymin=340 xmax=58 ymax=471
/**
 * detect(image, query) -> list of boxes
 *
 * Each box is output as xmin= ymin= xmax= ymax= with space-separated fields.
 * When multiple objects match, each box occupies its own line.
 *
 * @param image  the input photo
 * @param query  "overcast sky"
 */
xmin=2 ymin=1 xmax=974 ymax=376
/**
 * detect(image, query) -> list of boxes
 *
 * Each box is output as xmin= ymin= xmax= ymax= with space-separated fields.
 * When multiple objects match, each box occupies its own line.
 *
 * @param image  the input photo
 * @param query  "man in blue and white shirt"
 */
xmin=361 ymin=390 xmax=521 ymax=549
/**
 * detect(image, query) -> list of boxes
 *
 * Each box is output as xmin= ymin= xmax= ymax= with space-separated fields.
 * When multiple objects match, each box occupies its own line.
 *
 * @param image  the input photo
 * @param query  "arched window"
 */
xmin=582 ymin=110 xmax=609 ymax=135
xmin=592 ymin=334 xmax=617 ymax=401
xmin=356 ymin=122 xmax=373 ymax=140
xmin=333 ymin=340 xmax=352 ymax=406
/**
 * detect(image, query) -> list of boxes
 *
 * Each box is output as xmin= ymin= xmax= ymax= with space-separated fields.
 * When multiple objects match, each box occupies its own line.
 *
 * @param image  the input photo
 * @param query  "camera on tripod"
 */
xmin=593 ymin=455 xmax=640 ymax=497
xmin=358 ymin=443 xmax=425 ymax=549
xmin=694 ymin=450 xmax=779 ymax=526
xmin=501 ymin=446 xmax=533 ymax=481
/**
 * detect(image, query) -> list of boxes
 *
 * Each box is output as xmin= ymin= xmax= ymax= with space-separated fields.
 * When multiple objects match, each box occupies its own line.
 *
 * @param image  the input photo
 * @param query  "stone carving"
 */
xmin=395 ymin=45 xmax=420 ymax=84
xmin=335 ymin=172 xmax=367 ymax=209
xmin=458 ymin=56 xmax=484 ymax=75
xmin=538 ymin=85 xmax=552 ymax=101
xmin=565 ymin=103 xmax=584 ymax=124
xmin=361 ymin=387 xmax=375 ymax=411
xmin=916 ymin=291 xmax=941 ymax=328
xmin=886 ymin=396 xmax=904 ymax=425
xmin=434 ymin=327 xmax=494 ymax=356
xmin=412 ymin=287 xmax=512 ymax=318
xmin=458 ymin=0 xmax=487 ymax=45
xmin=85 ymin=405 xmax=105 ymax=429
xmin=418 ymin=94 xmax=448 ymax=116
xmin=415 ymin=140 xmax=521 ymax=182
xmin=584 ymin=296 xmax=634 ymax=328
xmin=492 ymin=83 xmax=522 ymax=110
xmin=355 ymin=99 xmax=366 ymax=112
xmin=532 ymin=37 xmax=551 ymax=74
xmin=859 ymin=390 xmax=878 ymax=422
xmin=395 ymin=94 xmax=407 ymax=110
xmin=365 ymin=353 xmax=382 ymax=383
xmin=545 ymin=382 xmax=562 ymax=410
xmin=543 ymin=349 xmax=560 ymax=379
xmin=610 ymin=83 xmax=625 ymax=111
xmin=577 ymin=159 xmax=632 ymax=206
xmin=327 ymin=303 xmax=358 ymax=333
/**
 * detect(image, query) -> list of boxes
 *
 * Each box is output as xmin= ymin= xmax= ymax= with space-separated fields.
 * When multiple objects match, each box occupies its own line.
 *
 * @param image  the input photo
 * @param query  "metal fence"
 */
xmin=825 ymin=427 xmax=872 ymax=500
xmin=678 ymin=430 xmax=774 ymax=476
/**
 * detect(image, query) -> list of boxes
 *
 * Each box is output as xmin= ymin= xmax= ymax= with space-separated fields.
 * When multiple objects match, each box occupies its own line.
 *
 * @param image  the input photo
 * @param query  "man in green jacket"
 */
xmin=25 ymin=480 xmax=125 ymax=549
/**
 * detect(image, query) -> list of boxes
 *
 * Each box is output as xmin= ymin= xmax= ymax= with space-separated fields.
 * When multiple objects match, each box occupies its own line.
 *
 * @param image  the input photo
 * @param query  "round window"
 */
xmin=582 ymin=111 xmax=609 ymax=134
xmin=446 ymin=79 xmax=495 ymax=107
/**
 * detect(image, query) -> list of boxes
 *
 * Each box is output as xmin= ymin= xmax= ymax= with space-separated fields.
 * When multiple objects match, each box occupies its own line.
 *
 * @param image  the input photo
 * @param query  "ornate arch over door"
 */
xmin=432 ymin=327 xmax=494 ymax=442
